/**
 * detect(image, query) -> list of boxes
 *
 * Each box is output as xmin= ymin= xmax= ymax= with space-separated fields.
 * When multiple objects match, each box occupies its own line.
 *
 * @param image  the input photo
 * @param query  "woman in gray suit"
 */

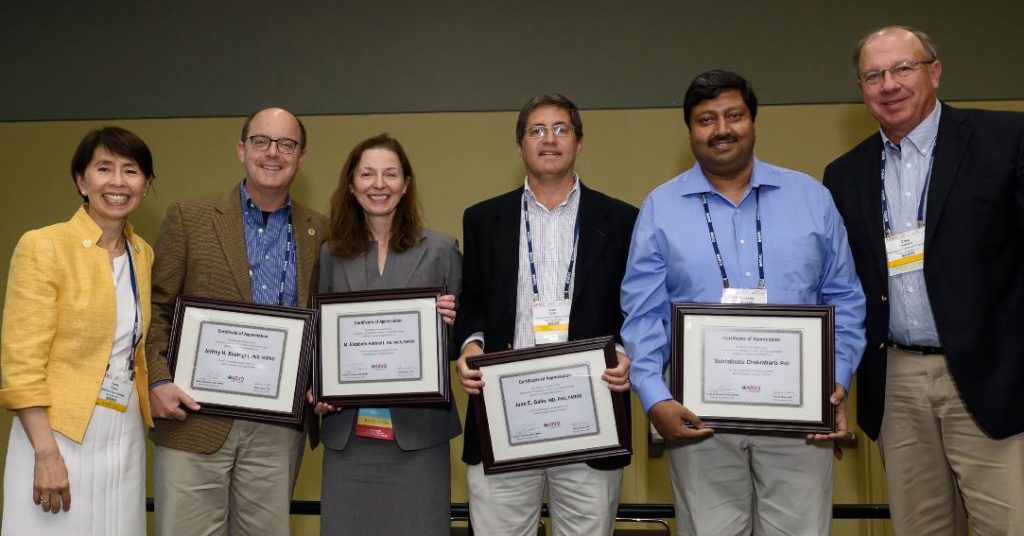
xmin=316 ymin=134 xmax=461 ymax=535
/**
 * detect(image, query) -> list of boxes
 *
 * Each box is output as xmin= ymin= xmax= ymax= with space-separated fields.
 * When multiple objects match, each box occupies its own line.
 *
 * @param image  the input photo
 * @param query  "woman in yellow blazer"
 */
xmin=0 ymin=127 xmax=156 ymax=536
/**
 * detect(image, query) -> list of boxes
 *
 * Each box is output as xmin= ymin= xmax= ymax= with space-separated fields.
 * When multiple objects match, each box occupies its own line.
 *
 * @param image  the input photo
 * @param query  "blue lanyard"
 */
xmin=245 ymin=202 xmax=295 ymax=306
xmin=278 ymin=223 xmax=295 ymax=306
xmin=523 ymin=194 xmax=580 ymax=301
xmin=700 ymin=188 xmax=765 ymax=290
xmin=880 ymin=145 xmax=935 ymax=237
xmin=123 ymin=238 xmax=141 ymax=379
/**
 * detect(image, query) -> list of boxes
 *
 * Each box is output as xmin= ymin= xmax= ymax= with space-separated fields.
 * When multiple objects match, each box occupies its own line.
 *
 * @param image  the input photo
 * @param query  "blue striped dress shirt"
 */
xmin=240 ymin=181 xmax=297 ymax=307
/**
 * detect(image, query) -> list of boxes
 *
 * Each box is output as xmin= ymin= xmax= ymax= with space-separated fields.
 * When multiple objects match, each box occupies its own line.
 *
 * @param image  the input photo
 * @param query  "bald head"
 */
xmin=241 ymin=107 xmax=307 ymax=150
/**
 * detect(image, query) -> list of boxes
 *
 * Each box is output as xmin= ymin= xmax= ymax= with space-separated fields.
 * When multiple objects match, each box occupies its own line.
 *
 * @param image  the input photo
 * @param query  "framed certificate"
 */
xmin=671 ymin=304 xmax=835 ymax=434
xmin=469 ymin=337 xmax=631 ymax=474
xmin=166 ymin=296 xmax=317 ymax=426
xmin=313 ymin=287 xmax=450 ymax=406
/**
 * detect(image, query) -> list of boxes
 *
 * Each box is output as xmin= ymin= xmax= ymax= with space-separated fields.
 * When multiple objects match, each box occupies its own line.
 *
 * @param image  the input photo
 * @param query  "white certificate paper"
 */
xmin=499 ymin=363 xmax=600 ymax=446
xmin=336 ymin=311 xmax=422 ymax=383
xmin=702 ymin=328 xmax=802 ymax=407
xmin=191 ymin=321 xmax=287 ymax=398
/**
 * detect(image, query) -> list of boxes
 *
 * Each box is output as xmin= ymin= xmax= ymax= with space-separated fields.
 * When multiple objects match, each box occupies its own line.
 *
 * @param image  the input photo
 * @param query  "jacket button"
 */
xmin=82 ymin=239 xmax=92 ymax=248
xmin=881 ymin=294 xmax=888 ymax=302
xmin=506 ymin=343 xmax=512 ymax=350
xmin=879 ymin=342 xmax=886 ymax=350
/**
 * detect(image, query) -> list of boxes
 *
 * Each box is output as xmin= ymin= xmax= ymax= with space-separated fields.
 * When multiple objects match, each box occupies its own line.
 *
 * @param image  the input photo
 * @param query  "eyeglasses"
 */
xmin=860 ymin=60 xmax=936 ymax=86
xmin=246 ymin=135 xmax=300 ymax=154
xmin=526 ymin=124 xmax=575 ymax=139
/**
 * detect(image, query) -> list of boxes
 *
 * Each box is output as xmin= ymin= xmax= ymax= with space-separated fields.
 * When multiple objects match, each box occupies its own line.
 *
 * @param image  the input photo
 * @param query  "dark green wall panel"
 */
xmin=2 ymin=1 xmax=1019 ymax=121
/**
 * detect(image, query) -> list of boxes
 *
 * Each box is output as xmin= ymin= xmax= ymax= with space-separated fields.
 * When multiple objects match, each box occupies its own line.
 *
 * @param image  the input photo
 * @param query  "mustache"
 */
xmin=708 ymin=135 xmax=738 ymax=146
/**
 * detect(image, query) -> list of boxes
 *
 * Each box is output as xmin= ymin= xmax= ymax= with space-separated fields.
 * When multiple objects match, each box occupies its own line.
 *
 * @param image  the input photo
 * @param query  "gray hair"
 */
xmin=852 ymin=25 xmax=939 ymax=72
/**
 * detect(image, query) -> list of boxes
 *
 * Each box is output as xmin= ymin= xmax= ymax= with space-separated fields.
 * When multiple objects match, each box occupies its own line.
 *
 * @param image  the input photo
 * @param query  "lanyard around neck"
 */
xmin=246 ymin=202 xmax=295 ymax=306
xmin=880 ymin=144 xmax=935 ymax=237
xmin=121 ymin=238 xmax=141 ymax=379
xmin=523 ymin=194 xmax=580 ymax=301
xmin=701 ymin=188 xmax=765 ymax=290
xmin=277 ymin=222 xmax=295 ymax=306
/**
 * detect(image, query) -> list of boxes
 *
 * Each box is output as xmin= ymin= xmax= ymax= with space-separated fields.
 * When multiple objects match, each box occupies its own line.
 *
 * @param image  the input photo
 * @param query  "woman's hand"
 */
xmin=436 ymin=294 xmax=457 ymax=326
xmin=307 ymin=388 xmax=340 ymax=415
xmin=313 ymin=401 xmax=340 ymax=415
xmin=34 ymin=447 xmax=71 ymax=513
xmin=18 ymin=407 xmax=71 ymax=513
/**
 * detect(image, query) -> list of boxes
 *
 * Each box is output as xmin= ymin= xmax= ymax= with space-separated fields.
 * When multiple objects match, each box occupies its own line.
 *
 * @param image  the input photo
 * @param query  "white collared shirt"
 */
xmin=513 ymin=176 xmax=581 ymax=349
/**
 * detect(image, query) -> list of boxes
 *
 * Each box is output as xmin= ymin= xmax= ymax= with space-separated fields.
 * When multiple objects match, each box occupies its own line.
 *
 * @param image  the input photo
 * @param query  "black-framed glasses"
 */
xmin=246 ymin=135 xmax=300 ymax=154
xmin=526 ymin=124 xmax=575 ymax=139
xmin=860 ymin=60 xmax=936 ymax=86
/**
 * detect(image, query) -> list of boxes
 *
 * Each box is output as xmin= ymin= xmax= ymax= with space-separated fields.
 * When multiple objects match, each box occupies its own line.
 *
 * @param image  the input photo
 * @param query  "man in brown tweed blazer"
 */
xmin=145 ymin=107 xmax=327 ymax=536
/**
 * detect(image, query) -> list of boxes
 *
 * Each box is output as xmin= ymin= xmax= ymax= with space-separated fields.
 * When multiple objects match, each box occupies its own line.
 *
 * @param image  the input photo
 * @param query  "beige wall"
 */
xmin=2 ymin=99 xmax=1022 ymax=534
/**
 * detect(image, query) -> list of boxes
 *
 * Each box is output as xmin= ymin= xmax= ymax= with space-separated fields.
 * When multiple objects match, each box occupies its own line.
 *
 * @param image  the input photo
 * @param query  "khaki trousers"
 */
xmin=880 ymin=350 xmax=1024 ymax=536
xmin=467 ymin=462 xmax=623 ymax=536
xmin=153 ymin=420 xmax=305 ymax=536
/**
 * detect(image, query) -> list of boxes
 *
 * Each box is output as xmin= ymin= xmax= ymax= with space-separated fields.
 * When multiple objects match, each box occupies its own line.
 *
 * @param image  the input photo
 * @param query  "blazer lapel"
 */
xmin=292 ymin=203 xmax=322 ymax=306
xmin=212 ymin=188 xmax=254 ymax=302
xmin=388 ymin=233 xmax=428 ymax=288
xmin=572 ymin=184 xmax=607 ymax=301
xmin=340 ymin=252 xmax=367 ymax=292
xmin=925 ymin=105 xmax=971 ymax=249
xmin=498 ymin=190 xmax=523 ymax=313
xmin=856 ymin=137 xmax=889 ymax=286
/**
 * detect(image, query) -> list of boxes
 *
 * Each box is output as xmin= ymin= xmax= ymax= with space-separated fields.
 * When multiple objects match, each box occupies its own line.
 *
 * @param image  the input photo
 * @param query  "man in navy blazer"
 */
xmin=455 ymin=94 xmax=637 ymax=536
xmin=824 ymin=26 xmax=1024 ymax=535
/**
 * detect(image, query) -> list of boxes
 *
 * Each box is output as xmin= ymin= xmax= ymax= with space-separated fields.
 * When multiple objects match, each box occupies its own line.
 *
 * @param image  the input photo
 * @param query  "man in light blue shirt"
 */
xmin=621 ymin=70 xmax=866 ymax=535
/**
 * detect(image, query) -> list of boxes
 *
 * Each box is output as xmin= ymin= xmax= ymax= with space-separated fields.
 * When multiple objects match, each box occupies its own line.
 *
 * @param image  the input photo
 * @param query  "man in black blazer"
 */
xmin=455 ymin=94 xmax=637 ymax=535
xmin=824 ymin=26 xmax=1024 ymax=535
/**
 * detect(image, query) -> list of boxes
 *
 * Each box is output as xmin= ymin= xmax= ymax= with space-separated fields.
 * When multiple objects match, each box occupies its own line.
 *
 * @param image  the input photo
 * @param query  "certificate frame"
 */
xmin=312 ymin=287 xmax=450 ymax=407
xmin=671 ymin=303 xmax=835 ymax=434
xmin=165 ymin=296 xmax=317 ymax=426
xmin=469 ymin=337 xmax=631 ymax=474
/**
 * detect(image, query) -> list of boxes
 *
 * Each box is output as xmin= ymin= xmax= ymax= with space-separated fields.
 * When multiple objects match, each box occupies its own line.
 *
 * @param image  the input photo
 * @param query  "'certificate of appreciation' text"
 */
xmin=192 ymin=321 xmax=287 ymax=398
xmin=702 ymin=328 xmax=802 ymax=407
xmin=499 ymin=363 xmax=601 ymax=446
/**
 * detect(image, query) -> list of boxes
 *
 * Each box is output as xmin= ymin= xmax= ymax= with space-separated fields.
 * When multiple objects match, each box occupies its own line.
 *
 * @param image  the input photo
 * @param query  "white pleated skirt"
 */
xmin=2 ymin=388 xmax=145 ymax=536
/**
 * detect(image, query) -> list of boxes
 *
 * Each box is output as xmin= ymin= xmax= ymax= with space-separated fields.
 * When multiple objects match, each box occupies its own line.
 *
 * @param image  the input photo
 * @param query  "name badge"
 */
xmin=721 ymin=288 xmax=768 ymax=304
xmin=532 ymin=300 xmax=571 ymax=345
xmin=885 ymin=227 xmax=925 ymax=276
xmin=96 ymin=369 xmax=134 ymax=413
xmin=355 ymin=408 xmax=395 ymax=440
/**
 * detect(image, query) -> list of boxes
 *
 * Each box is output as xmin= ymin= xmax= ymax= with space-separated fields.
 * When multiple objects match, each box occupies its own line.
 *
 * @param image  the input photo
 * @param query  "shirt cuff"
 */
xmin=835 ymin=362 xmax=853 ymax=393
xmin=634 ymin=375 xmax=674 ymax=414
xmin=461 ymin=333 xmax=485 ymax=352
xmin=148 ymin=379 xmax=173 ymax=390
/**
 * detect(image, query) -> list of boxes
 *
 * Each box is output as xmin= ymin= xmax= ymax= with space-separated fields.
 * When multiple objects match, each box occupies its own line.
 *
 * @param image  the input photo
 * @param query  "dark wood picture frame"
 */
xmin=670 ymin=303 xmax=836 ymax=434
xmin=469 ymin=336 xmax=632 ymax=474
xmin=312 ymin=286 xmax=450 ymax=407
xmin=166 ymin=296 xmax=317 ymax=426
